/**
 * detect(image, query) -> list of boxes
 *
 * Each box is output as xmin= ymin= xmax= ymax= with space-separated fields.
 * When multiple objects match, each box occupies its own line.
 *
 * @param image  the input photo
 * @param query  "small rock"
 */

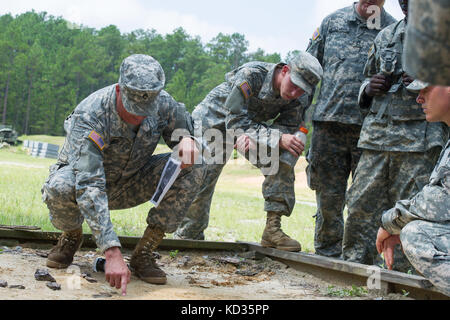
xmin=93 ymin=293 xmax=113 ymax=299
xmin=235 ymin=269 xmax=260 ymax=277
xmin=14 ymin=246 xmax=22 ymax=252
xmin=46 ymin=282 xmax=61 ymax=291
xmin=238 ymin=251 xmax=265 ymax=261
xmin=84 ymin=252 xmax=96 ymax=259
xmin=153 ymin=252 xmax=161 ymax=260
xmin=211 ymin=256 xmax=244 ymax=266
xmin=177 ymin=256 xmax=192 ymax=267
xmin=81 ymin=273 xmax=98 ymax=283
xmin=0 ymin=280 xmax=8 ymax=288
xmin=34 ymin=251 xmax=49 ymax=258
xmin=35 ymin=269 xmax=56 ymax=282
xmin=9 ymin=285 xmax=25 ymax=290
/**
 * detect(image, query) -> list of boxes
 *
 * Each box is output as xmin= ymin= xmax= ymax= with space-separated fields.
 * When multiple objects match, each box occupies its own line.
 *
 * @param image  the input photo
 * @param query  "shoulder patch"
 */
xmin=312 ymin=28 xmax=320 ymax=41
xmin=239 ymin=81 xmax=253 ymax=100
xmin=88 ymin=130 xmax=105 ymax=151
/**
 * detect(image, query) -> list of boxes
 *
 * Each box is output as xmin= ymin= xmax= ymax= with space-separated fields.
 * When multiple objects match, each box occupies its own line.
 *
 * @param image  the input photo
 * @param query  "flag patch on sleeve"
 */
xmin=239 ymin=81 xmax=252 ymax=100
xmin=88 ymin=130 xmax=105 ymax=151
xmin=312 ymin=28 xmax=320 ymax=41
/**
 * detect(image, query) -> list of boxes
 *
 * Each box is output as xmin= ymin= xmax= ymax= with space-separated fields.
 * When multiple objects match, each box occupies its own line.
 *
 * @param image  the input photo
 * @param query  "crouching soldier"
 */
xmin=376 ymin=81 xmax=450 ymax=297
xmin=41 ymin=54 xmax=205 ymax=295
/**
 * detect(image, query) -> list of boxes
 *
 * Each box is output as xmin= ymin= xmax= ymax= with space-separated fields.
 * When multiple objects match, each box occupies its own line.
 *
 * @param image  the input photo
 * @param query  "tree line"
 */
xmin=0 ymin=11 xmax=301 ymax=136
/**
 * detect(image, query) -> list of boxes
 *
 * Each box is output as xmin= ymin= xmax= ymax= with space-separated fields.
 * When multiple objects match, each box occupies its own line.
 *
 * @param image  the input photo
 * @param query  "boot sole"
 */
xmin=261 ymin=240 xmax=301 ymax=252
xmin=138 ymin=276 xmax=167 ymax=285
xmin=130 ymin=266 xmax=167 ymax=285
xmin=46 ymin=259 xmax=71 ymax=269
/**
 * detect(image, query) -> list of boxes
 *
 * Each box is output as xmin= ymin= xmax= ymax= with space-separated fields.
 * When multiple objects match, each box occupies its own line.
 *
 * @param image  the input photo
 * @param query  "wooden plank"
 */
xmin=246 ymin=243 xmax=441 ymax=293
xmin=0 ymin=229 xmax=247 ymax=252
xmin=0 ymin=225 xmax=41 ymax=231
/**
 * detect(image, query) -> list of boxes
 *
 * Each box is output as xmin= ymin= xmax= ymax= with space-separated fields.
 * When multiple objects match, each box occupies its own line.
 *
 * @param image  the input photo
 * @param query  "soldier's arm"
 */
xmin=161 ymin=93 xmax=196 ymax=149
xmin=359 ymin=41 xmax=379 ymax=108
xmin=382 ymin=175 xmax=450 ymax=235
xmin=306 ymin=20 xmax=328 ymax=106
xmin=306 ymin=18 xmax=328 ymax=65
xmin=68 ymin=117 xmax=121 ymax=253
xmin=225 ymin=79 xmax=282 ymax=149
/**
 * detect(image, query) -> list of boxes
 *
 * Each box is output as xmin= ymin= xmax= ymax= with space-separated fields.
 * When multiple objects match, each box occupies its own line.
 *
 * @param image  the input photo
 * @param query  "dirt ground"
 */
xmin=0 ymin=245 xmax=410 ymax=301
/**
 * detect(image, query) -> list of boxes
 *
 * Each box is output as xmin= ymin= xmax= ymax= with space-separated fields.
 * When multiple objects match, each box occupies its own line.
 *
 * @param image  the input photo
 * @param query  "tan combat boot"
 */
xmin=130 ymin=225 xmax=167 ymax=285
xmin=47 ymin=228 xmax=83 ymax=269
xmin=261 ymin=212 xmax=301 ymax=252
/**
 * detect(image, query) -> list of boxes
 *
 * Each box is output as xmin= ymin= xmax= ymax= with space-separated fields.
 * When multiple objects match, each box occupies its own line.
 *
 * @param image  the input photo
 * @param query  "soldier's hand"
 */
xmin=280 ymin=134 xmax=305 ymax=158
xmin=365 ymin=74 xmax=392 ymax=97
xmin=376 ymin=228 xmax=401 ymax=270
xmin=234 ymin=135 xmax=256 ymax=154
xmin=178 ymin=137 xmax=199 ymax=169
xmin=382 ymin=235 xmax=402 ymax=270
xmin=105 ymin=247 xmax=131 ymax=296
xmin=402 ymin=73 xmax=414 ymax=87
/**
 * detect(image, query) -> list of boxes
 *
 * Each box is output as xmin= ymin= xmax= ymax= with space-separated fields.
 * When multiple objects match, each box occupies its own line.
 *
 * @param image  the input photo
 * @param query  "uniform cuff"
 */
xmin=381 ymin=209 xmax=403 ymax=235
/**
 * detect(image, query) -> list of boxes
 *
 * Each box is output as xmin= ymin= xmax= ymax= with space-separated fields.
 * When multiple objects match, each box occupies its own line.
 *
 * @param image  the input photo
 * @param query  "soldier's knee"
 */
xmin=42 ymin=168 xmax=76 ymax=205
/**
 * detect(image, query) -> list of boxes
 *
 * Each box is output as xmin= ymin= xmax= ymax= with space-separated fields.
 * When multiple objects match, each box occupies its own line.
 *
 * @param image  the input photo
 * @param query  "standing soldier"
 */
xmin=376 ymin=81 xmax=450 ymax=296
xmin=306 ymin=0 xmax=396 ymax=258
xmin=41 ymin=54 xmax=204 ymax=295
xmin=343 ymin=0 xmax=448 ymax=271
xmin=174 ymin=52 xmax=323 ymax=252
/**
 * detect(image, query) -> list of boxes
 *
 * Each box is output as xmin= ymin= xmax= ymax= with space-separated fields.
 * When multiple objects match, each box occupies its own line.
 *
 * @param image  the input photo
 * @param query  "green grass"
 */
xmin=326 ymin=285 xmax=368 ymax=298
xmin=0 ymin=138 xmax=318 ymax=253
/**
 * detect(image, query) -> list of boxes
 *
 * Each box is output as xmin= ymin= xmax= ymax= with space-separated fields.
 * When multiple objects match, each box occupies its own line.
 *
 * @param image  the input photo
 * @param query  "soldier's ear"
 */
xmin=282 ymin=65 xmax=290 ymax=76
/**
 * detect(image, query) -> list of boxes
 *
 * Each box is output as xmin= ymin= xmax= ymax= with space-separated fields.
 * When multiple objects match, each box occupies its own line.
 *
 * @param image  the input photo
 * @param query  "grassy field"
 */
xmin=0 ymin=136 xmax=318 ymax=253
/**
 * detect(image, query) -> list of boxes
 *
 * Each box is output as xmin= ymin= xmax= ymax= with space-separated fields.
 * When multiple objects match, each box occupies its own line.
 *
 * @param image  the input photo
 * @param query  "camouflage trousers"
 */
xmin=343 ymin=147 xmax=441 ymax=272
xmin=42 ymin=153 xmax=206 ymax=235
xmin=174 ymin=140 xmax=296 ymax=240
xmin=401 ymin=220 xmax=450 ymax=297
xmin=306 ymin=121 xmax=362 ymax=258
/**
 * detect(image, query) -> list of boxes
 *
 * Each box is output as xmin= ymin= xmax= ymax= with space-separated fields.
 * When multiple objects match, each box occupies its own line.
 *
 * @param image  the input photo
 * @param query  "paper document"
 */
xmin=150 ymin=157 xmax=182 ymax=207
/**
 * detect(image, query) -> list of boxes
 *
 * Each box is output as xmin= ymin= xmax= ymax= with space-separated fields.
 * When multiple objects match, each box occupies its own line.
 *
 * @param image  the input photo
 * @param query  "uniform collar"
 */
xmin=258 ymin=63 xmax=284 ymax=100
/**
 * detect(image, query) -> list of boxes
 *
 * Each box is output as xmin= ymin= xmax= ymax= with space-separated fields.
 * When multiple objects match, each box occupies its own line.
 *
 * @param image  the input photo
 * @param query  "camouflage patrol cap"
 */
xmin=288 ymin=51 xmax=323 ymax=95
xmin=407 ymin=80 xmax=430 ymax=93
xmin=119 ymin=54 xmax=166 ymax=116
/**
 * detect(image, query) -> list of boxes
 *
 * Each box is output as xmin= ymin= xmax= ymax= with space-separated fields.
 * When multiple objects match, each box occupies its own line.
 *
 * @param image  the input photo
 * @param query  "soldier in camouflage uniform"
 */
xmin=41 ymin=54 xmax=205 ymax=294
xmin=376 ymin=80 xmax=450 ymax=296
xmin=342 ymin=0 xmax=448 ymax=272
xmin=174 ymin=52 xmax=323 ymax=252
xmin=404 ymin=0 xmax=450 ymax=86
xmin=305 ymin=0 xmax=396 ymax=258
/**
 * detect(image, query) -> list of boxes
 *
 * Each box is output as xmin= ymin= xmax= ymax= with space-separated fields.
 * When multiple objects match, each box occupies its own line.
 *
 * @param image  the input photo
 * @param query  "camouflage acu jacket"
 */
xmin=192 ymin=62 xmax=309 ymax=149
xmin=382 ymin=139 xmax=450 ymax=235
xmin=307 ymin=4 xmax=396 ymax=125
xmin=54 ymin=85 xmax=193 ymax=251
xmin=358 ymin=19 xmax=448 ymax=152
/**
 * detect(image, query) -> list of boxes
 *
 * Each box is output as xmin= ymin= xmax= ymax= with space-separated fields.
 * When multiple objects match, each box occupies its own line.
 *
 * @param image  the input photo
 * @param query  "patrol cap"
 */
xmin=407 ymin=80 xmax=430 ymax=93
xmin=288 ymin=51 xmax=323 ymax=96
xmin=118 ymin=54 xmax=166 ymax=116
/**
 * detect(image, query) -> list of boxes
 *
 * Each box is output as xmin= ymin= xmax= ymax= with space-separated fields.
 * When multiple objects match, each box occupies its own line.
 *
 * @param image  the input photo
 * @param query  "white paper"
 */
xmin=150 ymin=157 xmax=182 ymax=207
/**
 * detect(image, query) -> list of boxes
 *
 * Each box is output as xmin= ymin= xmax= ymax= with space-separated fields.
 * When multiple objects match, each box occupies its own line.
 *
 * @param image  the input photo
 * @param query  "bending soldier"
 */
xmin=174 ymin=52 xmax=322 ymax=252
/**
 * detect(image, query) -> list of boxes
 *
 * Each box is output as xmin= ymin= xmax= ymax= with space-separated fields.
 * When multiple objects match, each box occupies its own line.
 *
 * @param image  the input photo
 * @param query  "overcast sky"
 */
xmin=1 ymin=0 xmax=405 ymax=59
